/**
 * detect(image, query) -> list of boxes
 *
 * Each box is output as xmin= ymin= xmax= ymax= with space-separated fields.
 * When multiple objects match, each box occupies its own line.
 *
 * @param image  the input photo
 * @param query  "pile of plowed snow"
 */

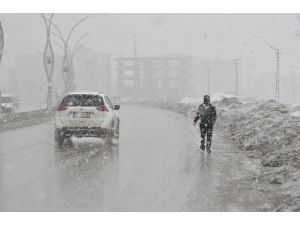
xmin=212 ymin=97 xmax=300 ymax=211
xmin=180 ymin=92 xmax=237 ymax=105
xmin=214 ymin=98 xmax=300 ymax=150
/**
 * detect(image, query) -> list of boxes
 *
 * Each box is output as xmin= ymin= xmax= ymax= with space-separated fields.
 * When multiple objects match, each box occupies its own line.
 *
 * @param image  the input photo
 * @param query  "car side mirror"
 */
xmin=114 ymin=105 xmax=120 ymax=110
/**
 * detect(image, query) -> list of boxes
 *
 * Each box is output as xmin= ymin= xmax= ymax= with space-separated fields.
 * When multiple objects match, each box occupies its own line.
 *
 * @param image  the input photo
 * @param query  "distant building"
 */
xmin=114 ymin=54 xmax=192 ymax=101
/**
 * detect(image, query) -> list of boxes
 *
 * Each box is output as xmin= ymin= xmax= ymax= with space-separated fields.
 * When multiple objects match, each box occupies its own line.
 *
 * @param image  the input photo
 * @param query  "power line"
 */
xmin=231 ymin=58 xmax=242 ymax=97
xmin=270 ymin=45 xmax=281 ymax=102
xmin=244 ymin=53 xmax=272 ymax=64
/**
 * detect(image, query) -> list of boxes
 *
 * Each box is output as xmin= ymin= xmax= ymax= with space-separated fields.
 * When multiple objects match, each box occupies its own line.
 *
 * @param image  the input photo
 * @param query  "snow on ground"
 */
xmin=181 ymin=94 xmax=300 ymax=211
xmin=180 ymin=96 xmax=201 ymax=105
xmin=124 ymin=93 xmax=300 ymax=211
xmin=210 ymin=92 xmax=236 ymax=102
xmin=178 ymin=93 xmax=300 ymax=211
xmin=290 ymin=111 xmax=300 ymax=118
xmin=180 ymin=92 xmax=236 ymax=104
xmin=180 ymin=92 xmax=256 ymax=105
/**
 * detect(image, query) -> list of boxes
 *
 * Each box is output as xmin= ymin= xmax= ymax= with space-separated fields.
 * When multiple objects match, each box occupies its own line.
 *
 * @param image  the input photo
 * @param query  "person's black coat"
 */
xmin=193 ymin=95 xmax=217 ymax=126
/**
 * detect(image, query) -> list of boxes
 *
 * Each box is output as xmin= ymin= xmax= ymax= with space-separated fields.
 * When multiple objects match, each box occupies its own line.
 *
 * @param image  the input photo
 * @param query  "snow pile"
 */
xmin=180 ymin=92 xmax=256 ymax=106
xmin=213 ymin=98 xmax=300 ymax=211
xmin=180 ymin=92 xmax=236 ymax=105
xmin=291 ymin=104 xmax=300 ymax=108
xmin=215 ymin=99 xmax=300 ymax=150
xmin=180 ymin=96 xmax=195 ymax=104
xmin=180 ymin=96 xmax=201 ymax=105
xmin=290 ymin=111 xmax=300 ymax=118
xmin=210 ymin=92 xmax=236 ymax=102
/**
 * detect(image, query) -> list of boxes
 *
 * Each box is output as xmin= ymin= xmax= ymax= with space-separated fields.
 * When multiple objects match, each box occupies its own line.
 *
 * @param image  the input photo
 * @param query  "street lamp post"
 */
xmin=53 ymin=32 xmax=90 ymax=93
xmin=41 ymin=14 xmax=54 ymax=111
xmin=42 ymin=15 xmax=90 ymax=95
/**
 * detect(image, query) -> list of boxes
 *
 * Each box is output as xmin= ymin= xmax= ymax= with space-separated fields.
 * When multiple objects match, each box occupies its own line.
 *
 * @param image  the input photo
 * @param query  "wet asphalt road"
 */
xmin=0 ymin=105 xmax=271 ymax=211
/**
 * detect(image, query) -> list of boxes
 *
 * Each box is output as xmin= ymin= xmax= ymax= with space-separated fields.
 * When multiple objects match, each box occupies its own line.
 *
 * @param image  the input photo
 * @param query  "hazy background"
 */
xmin=1 ymin=13 xmax=300 ymax=104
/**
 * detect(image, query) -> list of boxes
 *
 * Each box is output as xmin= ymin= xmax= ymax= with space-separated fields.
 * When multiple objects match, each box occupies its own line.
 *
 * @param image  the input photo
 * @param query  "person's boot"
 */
xmin=206 ymin=148 xmax=211 ymax=153
xmin=200 ymin=144 xmax=205 ymax=151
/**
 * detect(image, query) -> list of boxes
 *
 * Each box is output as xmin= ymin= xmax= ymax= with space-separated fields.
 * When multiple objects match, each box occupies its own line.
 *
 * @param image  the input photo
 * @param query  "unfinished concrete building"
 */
xmin=115 ymin=55 xmax=192 ymax=101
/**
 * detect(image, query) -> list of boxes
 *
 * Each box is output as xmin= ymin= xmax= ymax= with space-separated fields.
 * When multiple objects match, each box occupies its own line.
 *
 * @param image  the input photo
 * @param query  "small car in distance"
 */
xmin=54 ymin=92 xmax=120 ymax=147
xmin=111 ymin=95 xmax=121 ymax=106
xmin=1 ymin=94 xmax=18 ymax=114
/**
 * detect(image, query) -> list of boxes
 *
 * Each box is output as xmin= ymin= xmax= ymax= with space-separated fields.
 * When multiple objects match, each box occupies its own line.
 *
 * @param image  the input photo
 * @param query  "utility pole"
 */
xmin=207 ymin=67 xmax=210 ymax=95
xmin=231 ymin=58 xmax=242 ymax=97
xmin=269 ymin=45 xmax=281 ymax=102
xmin=176 ymin=71 xmax=179 ymax=100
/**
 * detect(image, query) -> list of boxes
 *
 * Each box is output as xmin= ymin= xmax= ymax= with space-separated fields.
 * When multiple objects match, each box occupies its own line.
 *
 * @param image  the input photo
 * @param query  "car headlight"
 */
xmin=5 ymin=104 xmax=11 ymax=108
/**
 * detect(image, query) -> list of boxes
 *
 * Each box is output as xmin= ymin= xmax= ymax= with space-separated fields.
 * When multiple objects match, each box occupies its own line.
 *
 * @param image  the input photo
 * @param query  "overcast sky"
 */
xmin=1 ymin=0 xmax=300 ymax=83
xmin=1 ymin=2 xmax=300 ymax=104
xmin=1 ymin=13 xmax=300 ymax=66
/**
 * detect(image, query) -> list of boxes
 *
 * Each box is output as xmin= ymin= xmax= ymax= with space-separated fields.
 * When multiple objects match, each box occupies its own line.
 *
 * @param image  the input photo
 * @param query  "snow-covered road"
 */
xmin=0 ymin=105 xmax=271 ymax=211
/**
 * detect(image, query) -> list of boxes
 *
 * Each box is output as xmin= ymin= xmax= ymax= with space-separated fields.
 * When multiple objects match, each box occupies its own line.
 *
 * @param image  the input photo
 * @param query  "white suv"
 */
xmin=54 ymin=92 xmax=120 ymax=147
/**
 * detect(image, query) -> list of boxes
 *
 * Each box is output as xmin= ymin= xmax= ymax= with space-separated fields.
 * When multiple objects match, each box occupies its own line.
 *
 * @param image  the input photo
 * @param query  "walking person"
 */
xmin=193 ymin=95 xmax=217 ymax=153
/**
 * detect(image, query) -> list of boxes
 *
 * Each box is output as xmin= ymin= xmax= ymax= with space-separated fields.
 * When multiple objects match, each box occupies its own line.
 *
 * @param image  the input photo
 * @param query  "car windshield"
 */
xmin=61 ymin=95 xmax=103 ymax=107
xmin=1 ymin=97 xmax=14 ymax=103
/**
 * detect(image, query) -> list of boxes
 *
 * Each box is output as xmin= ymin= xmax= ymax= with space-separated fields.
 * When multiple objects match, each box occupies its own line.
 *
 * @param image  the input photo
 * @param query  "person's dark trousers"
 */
xmin=200 ymin=122 xmax=213 ymax=149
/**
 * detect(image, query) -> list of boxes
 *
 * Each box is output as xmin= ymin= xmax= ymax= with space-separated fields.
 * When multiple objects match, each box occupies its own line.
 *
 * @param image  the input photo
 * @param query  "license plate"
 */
xmin=73 ymin=112 xmax=90 ymax=118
